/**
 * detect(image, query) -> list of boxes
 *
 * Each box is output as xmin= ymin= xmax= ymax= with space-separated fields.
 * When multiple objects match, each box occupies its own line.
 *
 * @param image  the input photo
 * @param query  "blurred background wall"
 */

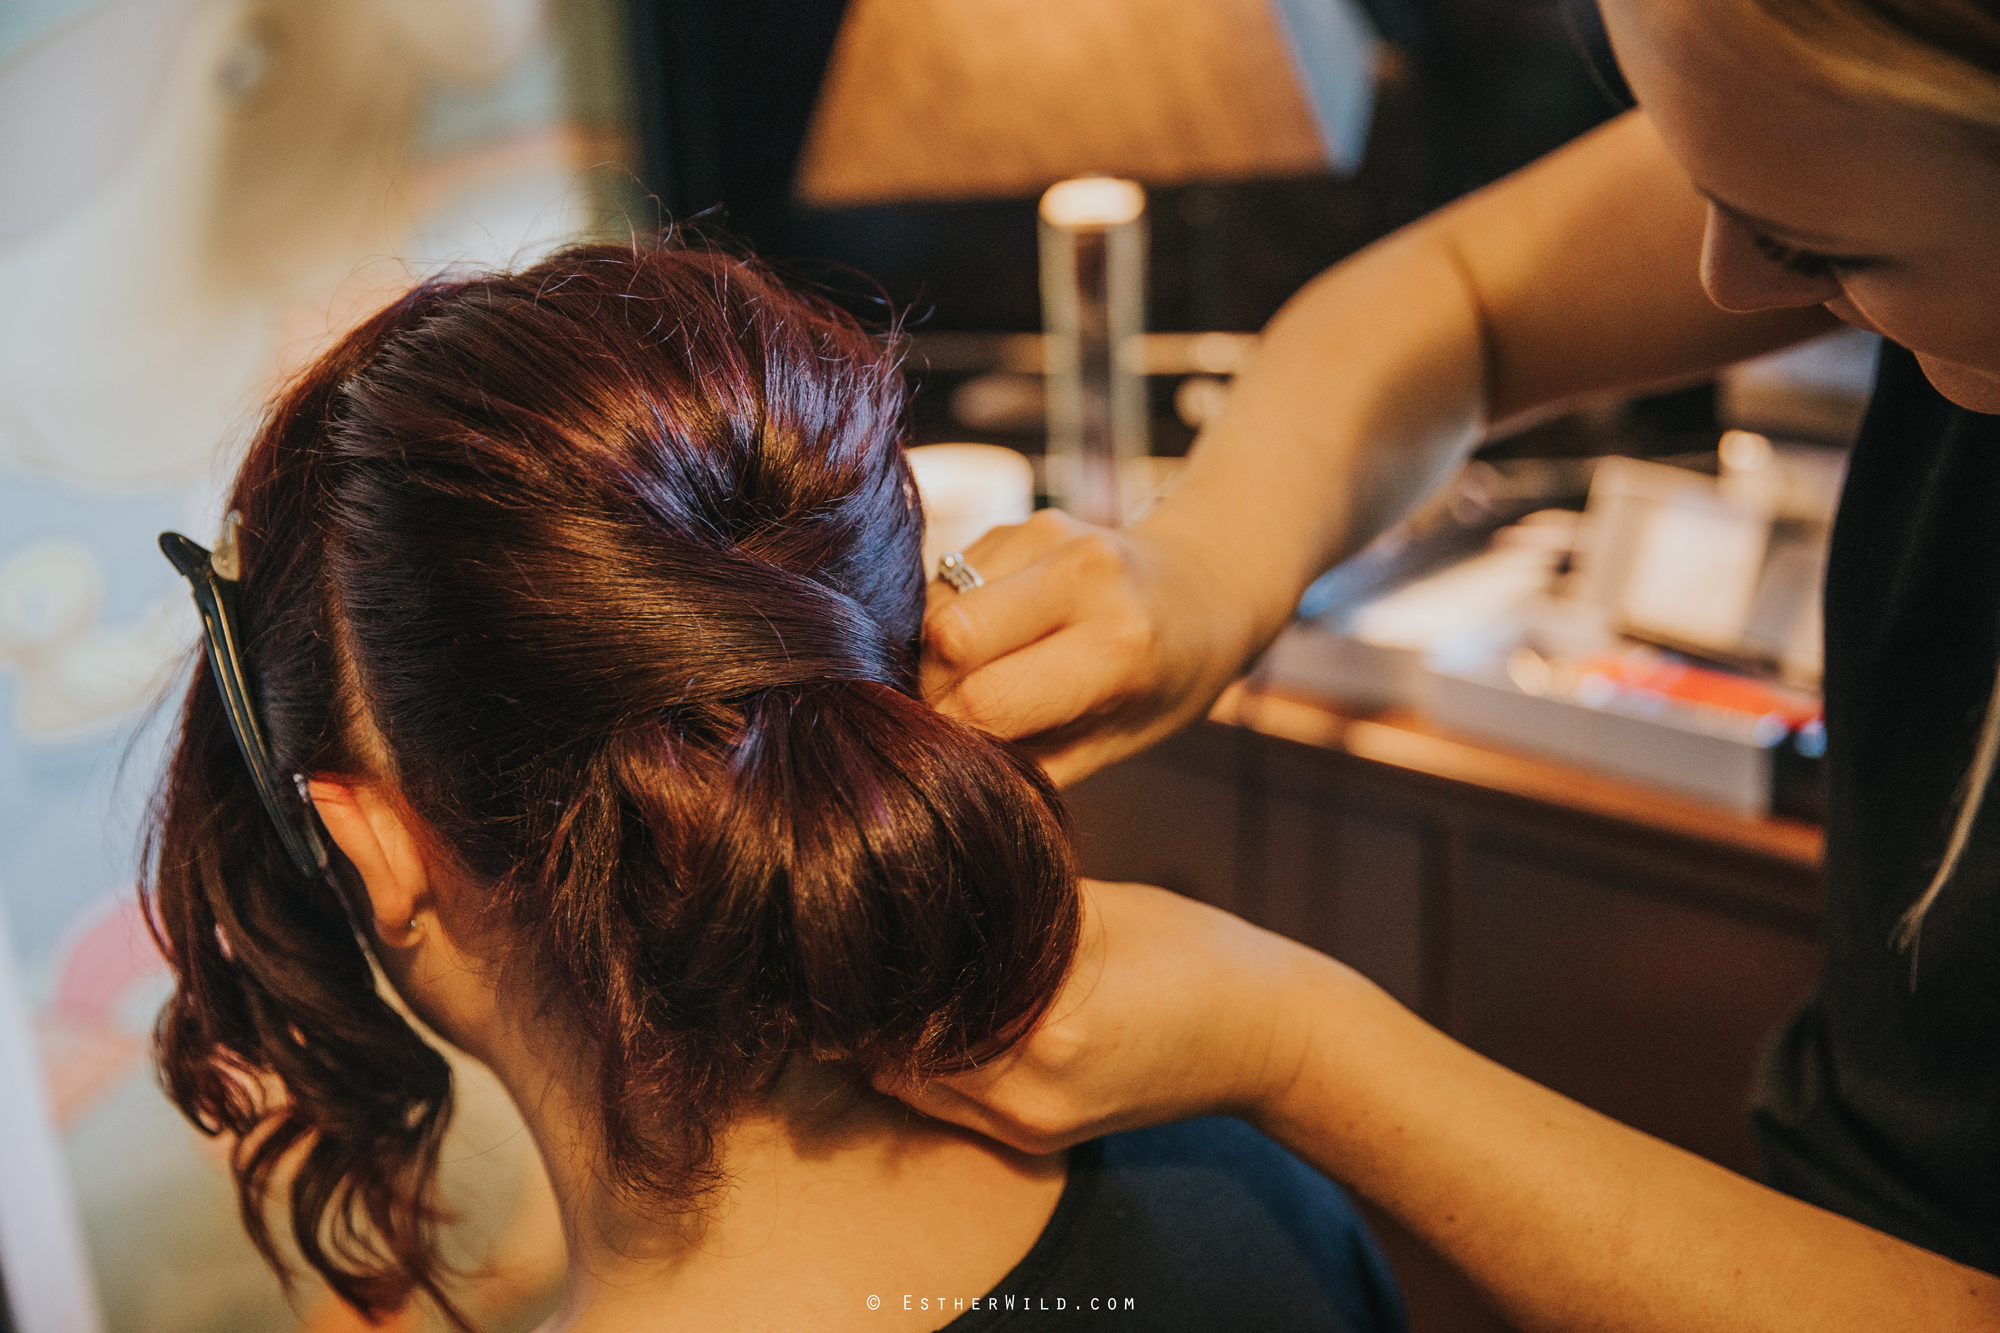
xmin=0 ymin=2 xmax=634 ymax=1328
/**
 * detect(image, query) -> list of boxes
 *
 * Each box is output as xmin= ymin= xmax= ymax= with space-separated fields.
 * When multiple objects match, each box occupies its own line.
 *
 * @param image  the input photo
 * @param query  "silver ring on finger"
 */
xmin=937 ymin=551 xmax=985 ymax=592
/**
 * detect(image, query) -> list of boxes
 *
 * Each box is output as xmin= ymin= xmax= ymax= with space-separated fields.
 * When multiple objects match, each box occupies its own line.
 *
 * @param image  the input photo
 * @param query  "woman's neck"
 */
xmin=503 ymin=1049 xmax=1069 ymax=1333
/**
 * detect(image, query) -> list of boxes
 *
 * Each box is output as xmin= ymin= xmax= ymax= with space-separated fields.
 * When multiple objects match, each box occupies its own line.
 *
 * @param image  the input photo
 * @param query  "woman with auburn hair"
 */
xmin=145 ymin=242 xmax=1404 ymax=1332
xmin=901 ymin=0 xmax=2000 ymax=1330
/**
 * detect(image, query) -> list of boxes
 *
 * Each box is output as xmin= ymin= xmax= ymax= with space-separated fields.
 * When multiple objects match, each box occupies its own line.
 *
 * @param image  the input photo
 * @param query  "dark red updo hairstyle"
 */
xmin=143 ymin=240 xmax=1080 ymax=1326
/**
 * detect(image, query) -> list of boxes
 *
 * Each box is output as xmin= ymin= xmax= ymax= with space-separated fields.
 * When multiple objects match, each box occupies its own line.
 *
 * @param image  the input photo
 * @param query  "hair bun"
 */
xmin=614 ymin=674 xmax=1076 ymax=1067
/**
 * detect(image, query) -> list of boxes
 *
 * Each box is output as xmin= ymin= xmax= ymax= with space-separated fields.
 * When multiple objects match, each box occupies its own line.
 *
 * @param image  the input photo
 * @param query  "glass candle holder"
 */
xmin=1038 ymin=177 xmax=1148 ymax=528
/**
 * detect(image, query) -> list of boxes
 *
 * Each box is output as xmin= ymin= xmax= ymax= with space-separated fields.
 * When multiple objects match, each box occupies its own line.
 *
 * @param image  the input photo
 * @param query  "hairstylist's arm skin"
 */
xmin=886 ymin=881 xmax=2000 ymax=1332
xmin=921 ymin=109 xmax=1834 ymax=784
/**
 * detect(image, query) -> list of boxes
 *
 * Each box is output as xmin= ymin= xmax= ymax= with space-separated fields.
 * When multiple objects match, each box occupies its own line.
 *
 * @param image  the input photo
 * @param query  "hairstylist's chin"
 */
xmin=1820 ymin=298 xmax=2000 ymax=415
xmin=1914 ymin=352 xmax=2000 ymax=416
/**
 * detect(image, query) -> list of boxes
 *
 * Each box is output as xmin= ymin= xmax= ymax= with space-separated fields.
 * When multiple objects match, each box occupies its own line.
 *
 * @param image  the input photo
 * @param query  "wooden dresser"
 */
xmin=1064 ymin=681 xmax=1826 ymax=1333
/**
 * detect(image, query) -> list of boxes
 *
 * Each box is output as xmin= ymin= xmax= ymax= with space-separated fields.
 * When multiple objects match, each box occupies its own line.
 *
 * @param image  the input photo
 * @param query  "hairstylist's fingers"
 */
xmin=872 ymin=1066 xmax=1081 ymax=1157
xmin=923 ymin=530 xmax=1148 ymax=713
xmin=970 ymin=507 xmax=1101 ymax=572
xmin=922 ymin=553 xmax=1124 ymax=710
xmin=922 ymin=511 xmax=1101 ymax=651
xmin=877 ymin=873 xmax=1109 ymax=1152
xmin=923 ymin=508 xmax=1094 ymax=617
xmin=921 ymin=516 xmax=1260 ymax=784
xmin=879 ymin=881 xmax=1316 ymax=1153
xmin=879 ymin=1072 xmax=1108 ymax=1158
xmin=930 ymin=618 xmax=1152 ymax=748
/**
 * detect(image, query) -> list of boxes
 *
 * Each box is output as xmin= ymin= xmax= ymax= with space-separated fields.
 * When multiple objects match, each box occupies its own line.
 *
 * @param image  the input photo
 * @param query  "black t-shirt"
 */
xmin=930 ymin=1118 xmax=1406 ymax=1332
xmin=1754 ymin=341 xmax=2000 ymax=1272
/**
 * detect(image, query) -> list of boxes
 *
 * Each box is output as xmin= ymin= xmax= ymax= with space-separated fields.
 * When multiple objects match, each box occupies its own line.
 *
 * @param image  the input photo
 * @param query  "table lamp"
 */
xmin=793 ymin=0 xmax=1381 ymax=524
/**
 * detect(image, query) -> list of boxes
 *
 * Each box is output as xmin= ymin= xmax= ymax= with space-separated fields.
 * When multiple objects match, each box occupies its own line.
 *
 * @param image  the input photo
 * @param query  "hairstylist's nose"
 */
xmin=1698 ymin=203 xmax=1843 ymax=312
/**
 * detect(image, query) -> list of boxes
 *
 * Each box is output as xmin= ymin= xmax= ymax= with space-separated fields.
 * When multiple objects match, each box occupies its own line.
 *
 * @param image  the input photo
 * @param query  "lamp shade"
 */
xmin=795 ymin=0 xmax=1377 ymax=206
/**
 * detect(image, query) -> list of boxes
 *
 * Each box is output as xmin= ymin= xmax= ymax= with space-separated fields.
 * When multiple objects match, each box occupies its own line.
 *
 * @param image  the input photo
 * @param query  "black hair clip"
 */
xmin=161 ymin=517 xmax=329 ymax=880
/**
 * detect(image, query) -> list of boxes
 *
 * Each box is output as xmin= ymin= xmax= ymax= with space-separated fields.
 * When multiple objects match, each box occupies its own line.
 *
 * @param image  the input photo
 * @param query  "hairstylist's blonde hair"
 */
xmin=1738 ymin=1 xmax=2000 ymax=947
xmin=1745 ymin=1 xmax=2000 ymax=131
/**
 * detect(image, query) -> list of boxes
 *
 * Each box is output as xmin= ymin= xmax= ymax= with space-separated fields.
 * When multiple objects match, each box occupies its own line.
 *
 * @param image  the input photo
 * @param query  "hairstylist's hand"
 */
xmin=921 ymin=512 xmax=1262 ymax=786
xmin=876 ymin=879 xmax=1318 ymax=1155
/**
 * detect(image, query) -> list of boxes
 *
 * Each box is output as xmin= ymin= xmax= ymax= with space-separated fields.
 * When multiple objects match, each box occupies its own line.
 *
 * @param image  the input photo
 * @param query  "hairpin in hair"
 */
xmin=160 ymin=516 xmax=329 ymax=880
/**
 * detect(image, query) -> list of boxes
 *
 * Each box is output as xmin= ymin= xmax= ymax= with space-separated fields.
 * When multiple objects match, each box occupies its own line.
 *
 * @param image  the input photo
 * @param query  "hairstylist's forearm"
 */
xmin=1131 ymin=221 xmax=1486 ymax=666
xmin=1137 ymin=109 xmax=1836 ymax=659
xmin=1258 ymin=956 xmax=2000 ymax=1332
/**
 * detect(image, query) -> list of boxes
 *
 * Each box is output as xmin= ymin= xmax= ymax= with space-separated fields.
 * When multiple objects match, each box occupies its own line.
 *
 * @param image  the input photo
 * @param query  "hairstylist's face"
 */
xmin=1601 ymin=0 xmax=2000 ymax=413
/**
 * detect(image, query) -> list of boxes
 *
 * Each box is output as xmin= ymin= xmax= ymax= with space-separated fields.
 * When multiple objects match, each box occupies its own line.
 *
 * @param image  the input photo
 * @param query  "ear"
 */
xmin=305 ymin=778 xmax=432 ymax=945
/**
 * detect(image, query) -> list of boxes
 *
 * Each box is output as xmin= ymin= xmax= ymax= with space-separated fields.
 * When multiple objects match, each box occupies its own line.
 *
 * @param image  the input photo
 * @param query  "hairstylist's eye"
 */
xmin=1749 ymin=230 xmax=1878 ymax=278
